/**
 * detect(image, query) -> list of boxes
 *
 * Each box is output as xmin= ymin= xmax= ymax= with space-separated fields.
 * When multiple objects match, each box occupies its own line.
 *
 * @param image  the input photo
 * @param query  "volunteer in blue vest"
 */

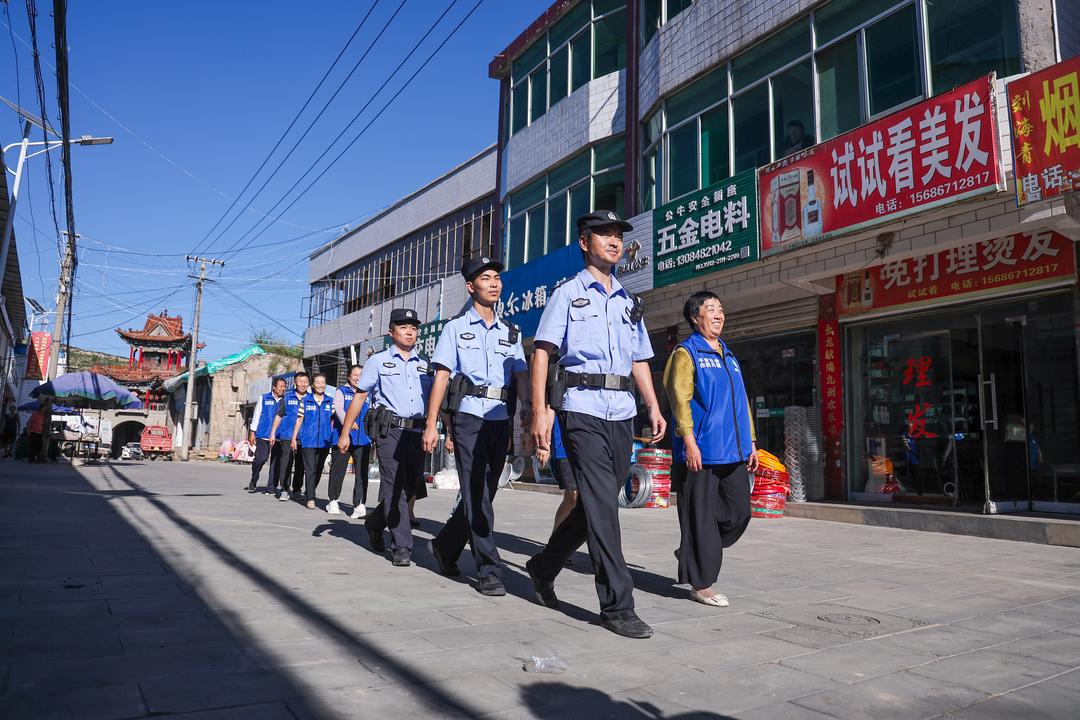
xmin=526 ymin=209 xmax=667 ymax=640
xmin=338 ymin=308 xmax=432 ymax=567
xmin=292 ymin=372 xmax=335 ymax=510
xmin=247 ymin=377 xmax=286 ymax=494
xmin=270 ymin=371 xmax=309 ymax=501
xmin=424 ymin=255 xmax=529 ymax=596
xmin=663 ymin=291 xmax=759 ymax=608
xmin=326 ymin=364 xmax=372 ymax=519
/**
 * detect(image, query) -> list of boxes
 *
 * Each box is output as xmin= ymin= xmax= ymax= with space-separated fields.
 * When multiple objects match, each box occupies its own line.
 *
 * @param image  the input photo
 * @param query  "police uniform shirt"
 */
xmin=535 ymin=268 xmax=653 ymax=422
xmin=431 ymin=306 xmax=526 ymax=421
xmin=357 ymin=346 xmax=431 ymax=419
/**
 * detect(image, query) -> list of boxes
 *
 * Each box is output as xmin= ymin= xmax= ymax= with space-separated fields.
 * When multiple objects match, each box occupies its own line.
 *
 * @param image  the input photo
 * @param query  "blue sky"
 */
xmin=1 ymin=0 xmax=546 ymax=358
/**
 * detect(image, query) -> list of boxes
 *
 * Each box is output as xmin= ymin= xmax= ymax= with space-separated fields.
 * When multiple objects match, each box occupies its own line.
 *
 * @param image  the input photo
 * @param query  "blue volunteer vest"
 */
xmin=671 ymin=333 xmax=755 ymax=465
xmin=331 ymin=386 xmax=370 ymax=446
xmin=254 ymin=391 xmax=279 ymax=439
xmin=276 ymin=392 xmax=305 ymax=440
xmin=298 ymin=393 xmax=335 ymax=447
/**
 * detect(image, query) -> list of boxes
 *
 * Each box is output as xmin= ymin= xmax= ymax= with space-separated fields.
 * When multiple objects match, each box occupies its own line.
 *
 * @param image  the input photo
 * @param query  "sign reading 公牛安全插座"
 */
xmin=651 ymin=169 xmax=759 ymax=289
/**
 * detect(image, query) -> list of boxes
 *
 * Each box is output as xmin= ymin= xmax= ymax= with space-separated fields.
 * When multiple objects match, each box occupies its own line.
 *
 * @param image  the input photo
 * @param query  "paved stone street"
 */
xmin=1 ymin=459 xmax=1079 ymax=719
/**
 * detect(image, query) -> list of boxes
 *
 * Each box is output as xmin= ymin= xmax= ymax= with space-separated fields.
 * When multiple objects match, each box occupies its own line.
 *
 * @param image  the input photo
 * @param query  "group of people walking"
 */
xmin=246 ymin=209 xmax=759 ymax=640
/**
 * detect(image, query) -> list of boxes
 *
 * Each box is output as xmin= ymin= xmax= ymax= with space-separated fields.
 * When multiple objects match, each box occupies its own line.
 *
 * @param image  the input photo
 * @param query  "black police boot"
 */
xmin=429 ymin=539 xmax=461 ymax=577
xmin=476 ymin=576 xmax=506 ymax=597
xmin=601 ymin=610 xmax=653 ymax=639
xmin=391 ymin=548 xmax=411 ymax=567
xmin=366 ymin=525 xmax=386 ymax=553
xmin=525 ymin=558 xmax=560 ymax=609
xmin=245 ymin=482 xmax=257 ymax=493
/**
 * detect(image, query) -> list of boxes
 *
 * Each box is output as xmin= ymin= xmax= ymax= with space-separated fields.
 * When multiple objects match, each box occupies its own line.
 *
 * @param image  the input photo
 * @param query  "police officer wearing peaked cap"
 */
xmin=424 ymin=255 xmax=529 ymax=597
xmin=338 ymin=307 xmax=432 ymax=566
xmin=526 ymin=209 xmax=668 ymax=639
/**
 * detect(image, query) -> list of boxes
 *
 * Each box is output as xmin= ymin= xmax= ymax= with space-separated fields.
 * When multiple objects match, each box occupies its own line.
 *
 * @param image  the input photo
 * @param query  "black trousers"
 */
xmin=366 ymin=429 xmax=423 ymax=552
xmin=249 ymin=438 xmax=281 ymax=490
xmin=302 ymin=446 xmax=331 ymax=501
xmin=531 ymin=411 xmax=635 ymax=616
xmin=28 ymin=432 xmax=43 ymax=463
xmin=328 ymin=443 xmax=371 ymax=506
xmin=276 ymin=441 xmax=305 ymax=493
xmin=673 ymin=462 xmax=752 ymax=588
xmin=432 ymin=413 xmax=509 ymax=579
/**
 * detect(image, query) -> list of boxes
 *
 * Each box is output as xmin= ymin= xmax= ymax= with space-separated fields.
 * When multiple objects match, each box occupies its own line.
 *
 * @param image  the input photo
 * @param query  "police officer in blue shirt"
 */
xmin=338 ymin=308 xmax=432 ymax=566
xmin=247 ymin=376 xmax=286 ymax=494
xmin=292 ymin=372 xmax=335 ymax=510
xmin=423 ymin=256 xmax=529 ymax=596
xmin=270 ymin=371 xmax=310 ymax=501
xmin=527 ymin=209 xmax=667 ymax=639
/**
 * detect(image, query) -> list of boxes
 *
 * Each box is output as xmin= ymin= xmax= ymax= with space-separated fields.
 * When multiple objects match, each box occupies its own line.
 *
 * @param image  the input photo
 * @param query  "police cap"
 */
xmin=389 ymin=308 xmax=421 ymax=327
xmin=576 ymin=209 xmax=633 ymax=234
xmin=461 ymin=255 xmax=504 ymax=282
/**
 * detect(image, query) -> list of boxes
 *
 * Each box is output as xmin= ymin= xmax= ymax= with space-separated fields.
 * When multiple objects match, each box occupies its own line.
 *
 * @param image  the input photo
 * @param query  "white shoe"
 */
xmin=327 ymin=500 xmax=342 ymax=515
xmin=350 ymin=504 xmax=366 ymax=520
xmin=278 ymin=491 xmax=289 ymax=502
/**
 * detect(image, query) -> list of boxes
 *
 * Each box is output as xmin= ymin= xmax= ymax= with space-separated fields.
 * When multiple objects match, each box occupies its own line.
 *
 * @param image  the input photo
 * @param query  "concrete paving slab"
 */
xmin=791 ymin=671 xmax=988 ymax=719
xmin=908 ymin=648 xmax=1074 ymax=694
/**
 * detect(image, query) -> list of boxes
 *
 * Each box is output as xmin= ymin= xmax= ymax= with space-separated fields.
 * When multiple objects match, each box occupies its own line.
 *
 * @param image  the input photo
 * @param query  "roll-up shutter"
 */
xmin=722 ymin=296 xmax=819 ymax=340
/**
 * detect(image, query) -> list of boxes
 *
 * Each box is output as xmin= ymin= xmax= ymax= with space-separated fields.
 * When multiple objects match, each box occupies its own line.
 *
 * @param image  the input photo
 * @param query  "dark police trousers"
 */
xmin=250 ymin=438 xmax=281 ymax=491
xmin=531 ymin=411 xmax=635 ymax=616
xmin=674 ymin=462 xmax=751 ymax=589
xmin=276 ymin=441 xmax=305 ymax=493
xmin=431 ymin=413 xmax=509 ymax=579
xmin=365 ymin=428 xmax=423 ymax=552
xmin=302 ymin=446 xmax=331 ymax=501
xmin=327 ymin=443 xmax=371 ymax=507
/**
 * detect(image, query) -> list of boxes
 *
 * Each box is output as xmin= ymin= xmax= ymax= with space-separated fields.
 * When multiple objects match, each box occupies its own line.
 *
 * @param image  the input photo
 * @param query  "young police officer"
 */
xmin=423 ymin=256 xmax=529 ymax=597
xmin=338 ymin=308 xmax=431 ymax=566
xmin=293 ymin=372 xmax=335 ymax=510
xmin=527 ymin=210 xmax=667 ymax=639
xmin=247 ymin=376 xmax=286 ymax=494
xmin=270 ymin=371 xmax=309 ymax=501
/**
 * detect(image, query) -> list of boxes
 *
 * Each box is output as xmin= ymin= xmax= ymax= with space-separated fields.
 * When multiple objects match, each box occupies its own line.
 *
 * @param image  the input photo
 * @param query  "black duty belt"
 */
xmin=390 ymin=415 xmax=425 ymax=430
xmin=564 ymin=371 xmax=634 ymax=392
xmin=466 ymin=384 xmax=509 ymax=402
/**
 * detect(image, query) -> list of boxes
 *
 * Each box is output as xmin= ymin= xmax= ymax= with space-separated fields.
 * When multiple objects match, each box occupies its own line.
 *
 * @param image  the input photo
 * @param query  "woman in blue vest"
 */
xmin=663 ymin=291 xmax=759 ymax=608
xmin=327 ymin=364 xmax=372 ymax=519
xmin=291 ymin=372 xmax=335 ymax=509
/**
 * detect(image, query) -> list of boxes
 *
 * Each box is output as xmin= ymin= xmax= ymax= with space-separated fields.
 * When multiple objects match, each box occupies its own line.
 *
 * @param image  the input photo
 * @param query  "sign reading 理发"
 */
xmin=758 ymin=74 xmax=1003 ymax=256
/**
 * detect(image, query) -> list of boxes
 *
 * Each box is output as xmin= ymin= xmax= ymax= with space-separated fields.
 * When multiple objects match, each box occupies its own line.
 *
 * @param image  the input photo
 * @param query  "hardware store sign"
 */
xmin=652 ymin=168 xmax=759 ymax=288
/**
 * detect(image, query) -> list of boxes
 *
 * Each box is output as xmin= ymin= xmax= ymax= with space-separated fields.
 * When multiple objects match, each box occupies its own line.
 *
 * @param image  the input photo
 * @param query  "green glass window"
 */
xmin=547 ymin=192 xmax=569 ymax=250
xmin=645 ymin=109 xmax=663 ymax=147
xmin=550 ymin=46 xmax=569 ymax=105
xmin=815 ymin=0 xmax=904 ymax=45
xmin=571 ymin=31 xmax=592 ymax=91
xmin=732 ymin=17 xmax=810 ymax=91
xmin=512 ymin=40 xmax=547 ymax=85
xmin=642 ymin=146 xmax=659 ymax=211
xmin=593 ymin=9 xmax=626 ymax=78
xmin=526 ymin=206 xmax=546 ymax=261
xmin=773 ymin=60 xmax=814 ymax=159
xmin=668 ymin=121 xmax=698 ymax=200
xmin=928 ymin=0 xmax=1021 ymax=94
xmin=510 ymin=176 xmax=546 ymax=212
xmin=817 ymin=35 xmax=862 ymax=141
xmin=530 ymin=67 xmax=547 ymax=122
xmin=569 ymin=182 xmax=591 ymax=230
xmin=666 ymin=66 xmax=727 ymax=126
xmin=549 ymin=152 xmax=590 ymax=193
xmin=507 ymin=215 xmax=526 ymax=268
xmin=550 ymin=2 xmax=590 ymax=47
xmin=593 ymin=170 xmax=624 ymax=216
xmin=511 ymin=82 xmax=528 ymax=135
xmin=733 ymin=83 xmax=770 ymax=172
xmin=700 ymin=104 xmax=729 ymax=187
xmin=593 ymin=0 xmax=623 ymax=16
xmin=667 ymin=0 xmax=692 ymax=19
xmin=866 ymin=5 xmax=921 ymax=115
xmin=593 ymin=135 xmax=626 ymax=172
xmin=642 ymin=0 xmax=661 ymax=46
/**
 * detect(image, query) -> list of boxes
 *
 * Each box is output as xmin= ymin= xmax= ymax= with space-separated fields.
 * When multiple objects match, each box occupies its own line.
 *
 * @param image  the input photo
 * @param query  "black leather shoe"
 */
xmin=477 ymin=576 xmax=506 ymax=596
xmin=429 ymin=540 xmax=461 ymax=577
xmin=391 ymin=548 xmax=411 ymax=567
xmin=246 ymin=484 xmax=257 ymax=493
xmin=526 ymin=558 xmax=560 ymax=609
xmin=366 ymin=525 xmax=386 ymax=553
xmin=601 ymin=610 xmax=653 ymax=639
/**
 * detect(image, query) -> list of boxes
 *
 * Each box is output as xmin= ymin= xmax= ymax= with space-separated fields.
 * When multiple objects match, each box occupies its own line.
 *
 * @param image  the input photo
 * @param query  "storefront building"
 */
xmin=493 ymin=0 xmax=1080 ymax=511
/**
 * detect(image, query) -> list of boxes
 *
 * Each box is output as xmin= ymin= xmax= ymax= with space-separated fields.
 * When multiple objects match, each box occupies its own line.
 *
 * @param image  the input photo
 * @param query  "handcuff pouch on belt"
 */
xmin=443 ymin=373 xmax=510 ymax=414
xmin=546 ymin=364 xmax=566 ymax=411
xmin=363 ymin=404 xmax=394 ymax=440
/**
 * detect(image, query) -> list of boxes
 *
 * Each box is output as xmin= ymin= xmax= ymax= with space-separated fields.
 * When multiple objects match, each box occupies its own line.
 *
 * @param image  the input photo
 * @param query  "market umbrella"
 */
xmin=18 ymin=400 xmax=76 ymax=413
xmin=30 ymin=371 xmax=143 ymax=410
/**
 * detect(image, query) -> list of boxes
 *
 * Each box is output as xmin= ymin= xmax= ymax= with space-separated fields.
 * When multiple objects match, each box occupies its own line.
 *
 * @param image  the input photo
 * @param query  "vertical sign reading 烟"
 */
xmin=652 ymin=169 xmax=760 ymax=288
xmin=1007 ymin=54 xmax=1080 ymax=206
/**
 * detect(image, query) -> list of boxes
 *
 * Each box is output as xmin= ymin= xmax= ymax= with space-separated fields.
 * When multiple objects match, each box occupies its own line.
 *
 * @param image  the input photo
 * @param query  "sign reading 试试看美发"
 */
xmin=758 ymin=74 xmax=1003 ymax=257
xmin=652 ymin=169 xmax=759 ymax=288
xmin=1007 ymin=55 xmax=1080 ymax=206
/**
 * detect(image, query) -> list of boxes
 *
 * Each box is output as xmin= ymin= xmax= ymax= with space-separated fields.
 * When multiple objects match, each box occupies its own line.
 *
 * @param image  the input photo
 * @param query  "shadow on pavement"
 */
xmin=518 ymin=682 xmax=735 ymax=719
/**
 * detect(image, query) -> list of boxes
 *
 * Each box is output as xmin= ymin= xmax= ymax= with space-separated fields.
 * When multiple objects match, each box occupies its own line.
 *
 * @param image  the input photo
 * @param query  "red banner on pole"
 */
xmin=1007 ymin=54 xmax=1080 ymax=206
xmin=835 ymin=230 xmax=1075 ymax=317
xmin=817 ymin=295 xmax=844 ymax=499
xmin=758 ymin=74 xmax=1002 ymax=256
xmin=25 ymin=332 xmax=52 ymax=380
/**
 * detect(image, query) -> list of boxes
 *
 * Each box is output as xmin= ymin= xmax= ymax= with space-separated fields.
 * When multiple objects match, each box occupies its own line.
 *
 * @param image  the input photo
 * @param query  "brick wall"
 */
xmin=206 ymin=353 xmax=304 ymax=451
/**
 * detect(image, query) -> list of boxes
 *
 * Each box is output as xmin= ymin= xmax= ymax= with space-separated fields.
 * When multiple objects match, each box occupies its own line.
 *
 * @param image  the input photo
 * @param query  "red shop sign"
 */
xmin=1007 ymin=54 xmax=1080 ymax=206
xmin=758 ymin=74 xmax=1003 ymax=256
xmin=835 ymin=230 xmax=1076 ymax=317
xmin=25 ymin=331 xmax=52 ymax=380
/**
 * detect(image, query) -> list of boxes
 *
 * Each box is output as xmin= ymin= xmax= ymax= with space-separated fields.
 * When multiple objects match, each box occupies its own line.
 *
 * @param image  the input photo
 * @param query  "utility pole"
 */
xmin=46 ymin=231 xmax=78 ymax=380
xmin=179 ymin=255 xmax=224 ymax=461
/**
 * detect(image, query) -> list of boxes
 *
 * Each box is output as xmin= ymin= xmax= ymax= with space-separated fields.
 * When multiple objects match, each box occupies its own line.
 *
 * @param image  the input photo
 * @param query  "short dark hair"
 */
xmin=787 ymin=119 xmax=805 ymax=131
xmin=683 ymin=290 xmax=722 ymax=329
xmin=294 ymin=371 xmax=309 ymax=381
xmin=577 ymin=226 xmax=592 ymax=263
xmin=312 ymin=372 xmax=326 ymax=382
xmin=272 ymin=377 xmax=286 ymax=388
xmin=348 ymin=364 xmax=362 ymax=374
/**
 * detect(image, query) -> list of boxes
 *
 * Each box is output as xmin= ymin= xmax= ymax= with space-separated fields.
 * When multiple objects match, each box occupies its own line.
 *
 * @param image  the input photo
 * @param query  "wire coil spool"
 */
xmin=619 ymin=465 xmax=653 ymax=508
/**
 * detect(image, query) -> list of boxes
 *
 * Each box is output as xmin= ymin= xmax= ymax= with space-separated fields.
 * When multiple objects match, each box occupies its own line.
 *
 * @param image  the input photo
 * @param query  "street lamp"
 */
xmin=0 ymin=96 xmax=113 ymax=283
xmin=24 ymin=297 xmax=55 ymax=333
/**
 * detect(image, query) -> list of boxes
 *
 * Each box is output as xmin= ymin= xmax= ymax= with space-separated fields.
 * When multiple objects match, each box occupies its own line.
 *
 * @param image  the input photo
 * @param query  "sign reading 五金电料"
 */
xmin=1007 ymin=54 xmax=1080 ymax=206
xmin=652 ymin=169 xmax=759 ymax=288
xmin=758 ymin=74 xmax=1003 ymax=256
